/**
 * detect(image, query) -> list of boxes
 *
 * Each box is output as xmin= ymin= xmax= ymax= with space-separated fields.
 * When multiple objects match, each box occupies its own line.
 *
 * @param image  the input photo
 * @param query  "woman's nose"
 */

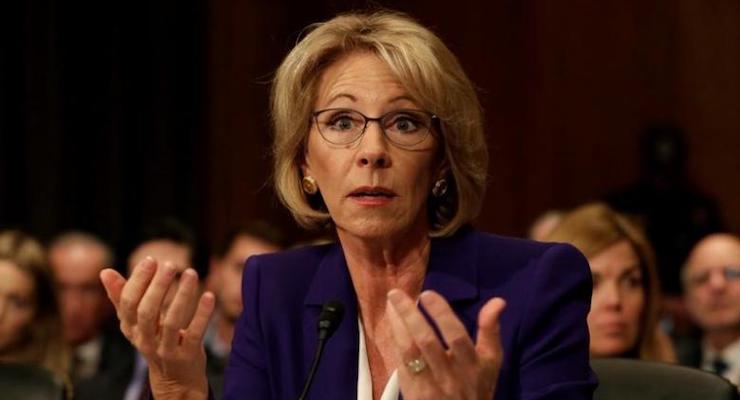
xmin=356 ymin=122 xmax=391 ymax=168
xmin=600 ymin=282 xmax=623 ymax=309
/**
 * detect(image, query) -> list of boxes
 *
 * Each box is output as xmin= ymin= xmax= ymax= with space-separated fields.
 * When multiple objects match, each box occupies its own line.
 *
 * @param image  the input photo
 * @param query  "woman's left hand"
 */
xmin=386 ymin=289 xmax=506 ymax=400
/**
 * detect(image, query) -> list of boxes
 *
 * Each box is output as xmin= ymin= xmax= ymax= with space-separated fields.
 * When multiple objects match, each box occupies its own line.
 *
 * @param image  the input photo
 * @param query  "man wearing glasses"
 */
xmin=683 ymin=233 xmax=740 ymax=389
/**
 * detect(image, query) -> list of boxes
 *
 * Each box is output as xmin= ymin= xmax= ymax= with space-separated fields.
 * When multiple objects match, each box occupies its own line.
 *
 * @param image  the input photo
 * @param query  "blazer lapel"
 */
xmin=422 ymin=228 xmax=480 ymax=333
xmin=302 ymin=244 xmax=359 ymax=399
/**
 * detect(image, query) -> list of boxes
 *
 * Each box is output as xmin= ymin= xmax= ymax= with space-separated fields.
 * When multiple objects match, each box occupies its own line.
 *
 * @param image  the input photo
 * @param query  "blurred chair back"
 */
xmin=0 ymin=363 xmax=65 ymax=400
xmin=592 ymin=358 xmax=737 ymax=400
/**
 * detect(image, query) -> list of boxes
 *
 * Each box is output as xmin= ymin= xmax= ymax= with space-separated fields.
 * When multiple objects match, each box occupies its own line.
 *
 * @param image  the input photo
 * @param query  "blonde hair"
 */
xmin=271 ymin=10 xmax=488 ymax=236
xmin=0 ymin=230 xmax=70 ymax=383
xmin=545 ymin=203 xmax=674 ymax=362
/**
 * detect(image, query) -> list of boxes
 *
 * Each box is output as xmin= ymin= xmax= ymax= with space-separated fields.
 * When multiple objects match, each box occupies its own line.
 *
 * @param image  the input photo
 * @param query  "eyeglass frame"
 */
xmin=685 ymin=265 xmax=740 ymax=287
xmin=310 ymin=107 xmax=442 ymax=148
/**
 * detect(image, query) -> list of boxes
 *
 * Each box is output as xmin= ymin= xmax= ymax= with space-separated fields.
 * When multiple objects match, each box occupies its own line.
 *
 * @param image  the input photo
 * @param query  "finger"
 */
xmin=100 ymin=268 xmax=126 ymax=313
xmin=386 ymin=295 xmax=424 ymax=386
xmin=137 ymin=261 xmax=179 ymax=343
xmin=161 ymin=268 xmax=201 ymax=352
xmin=475 ymin=297 xmax=506 ymax=364
xmin=386 ymin=292 xmax=417 ymax=363
xmin=118 ymin=257 xmax=157 ymax=325
xmin=418 ymin=291 xmax=476 ymax=364
xmin=387 ymin=289 xmax=451 ymax=377
xmin=387 ymin=293 xmax=443 ymax=400
xmin=181 ymin=291 xmax=216 ymax=349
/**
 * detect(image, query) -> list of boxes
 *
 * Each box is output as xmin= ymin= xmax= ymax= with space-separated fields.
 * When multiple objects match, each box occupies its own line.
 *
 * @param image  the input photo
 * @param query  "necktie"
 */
xmin=711 ymin=357 xmax=729 ymax=376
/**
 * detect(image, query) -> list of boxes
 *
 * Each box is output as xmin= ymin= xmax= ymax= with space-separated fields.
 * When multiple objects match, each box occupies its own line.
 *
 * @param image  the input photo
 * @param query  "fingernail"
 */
xmin=183 ymin=268 xmax=197 ymax=281
xmin=418 ymin=291 xmax=434 ymax=305
xmin=140 ymin=257 xmax=155 ymax=272
xmin=163 ymin=261 xmax=176 ymax=277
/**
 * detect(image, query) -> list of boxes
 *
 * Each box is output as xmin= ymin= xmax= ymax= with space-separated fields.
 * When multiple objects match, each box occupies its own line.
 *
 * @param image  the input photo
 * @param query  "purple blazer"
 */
xmin=223 ymin=227 xmax=597 ymax=399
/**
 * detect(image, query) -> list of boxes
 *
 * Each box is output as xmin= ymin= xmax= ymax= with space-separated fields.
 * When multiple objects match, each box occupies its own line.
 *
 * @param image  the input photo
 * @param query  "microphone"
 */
xmin=298 ymin=300 xmax=345 ymax=400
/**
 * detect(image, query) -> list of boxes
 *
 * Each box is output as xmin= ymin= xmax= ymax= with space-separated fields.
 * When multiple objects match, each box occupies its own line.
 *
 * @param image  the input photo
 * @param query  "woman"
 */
xmin=545 ymin=203 xmax=676 ymax=362
xmin=0 ymin=230 xmax=70 ymax=383
xmin=101 ymin=11 xmax=596 ymax=399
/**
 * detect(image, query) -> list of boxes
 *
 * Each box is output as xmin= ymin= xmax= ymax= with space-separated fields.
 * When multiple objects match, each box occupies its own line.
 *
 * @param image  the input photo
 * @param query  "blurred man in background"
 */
xmin=203 ymin=222 xmax=283 ymax=399
xmin=682 ymin=233 xmax=740 ymax=388
xmin=122 ymin=218 xmax=201 ymax=400
xmin=48 ymin=232 xmax=135 ymax=400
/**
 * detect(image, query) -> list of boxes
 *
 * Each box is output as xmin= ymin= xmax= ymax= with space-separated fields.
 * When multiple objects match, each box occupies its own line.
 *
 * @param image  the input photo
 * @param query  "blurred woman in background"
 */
xmin=0 ymin=230 xmax=70 ymax=384
xmin=546 ymin=203 xmax=676 ymax=362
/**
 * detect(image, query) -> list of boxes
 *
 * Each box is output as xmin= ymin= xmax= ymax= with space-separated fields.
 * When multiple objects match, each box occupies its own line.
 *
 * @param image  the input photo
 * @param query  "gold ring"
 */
xmin=407 ymin=358 xmax=427 ymax=374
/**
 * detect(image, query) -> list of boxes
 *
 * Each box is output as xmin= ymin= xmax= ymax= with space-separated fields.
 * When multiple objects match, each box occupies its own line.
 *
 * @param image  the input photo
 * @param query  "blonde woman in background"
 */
xmin=0 ymin=230 xmax=71 ymax=388
xmin=546 ymin=203 xmax=676 ymax=362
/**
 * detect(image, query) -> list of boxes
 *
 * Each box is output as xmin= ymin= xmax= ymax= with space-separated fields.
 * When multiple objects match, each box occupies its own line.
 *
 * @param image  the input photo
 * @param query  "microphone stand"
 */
xmin=297 ymin=300 xmax=344 ymax=400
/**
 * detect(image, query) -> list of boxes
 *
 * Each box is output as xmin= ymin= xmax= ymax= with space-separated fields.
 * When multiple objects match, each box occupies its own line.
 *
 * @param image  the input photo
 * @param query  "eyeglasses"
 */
xmin=311 ymin=108 xmax=439 ymax=147
xmin=686 ymin=265 xmax=740 ymax=287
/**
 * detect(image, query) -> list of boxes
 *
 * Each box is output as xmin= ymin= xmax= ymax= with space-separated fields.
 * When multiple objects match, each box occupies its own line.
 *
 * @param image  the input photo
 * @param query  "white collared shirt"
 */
xmin=204 ymin=315 xmax=231 ymax=360
xmin=74 ymin=335 xmax=103 ymax=379
xmin=701 ymin=336 xmax=740 ymax=388
xmin=358 ymin=319 xmax=399 ymax=400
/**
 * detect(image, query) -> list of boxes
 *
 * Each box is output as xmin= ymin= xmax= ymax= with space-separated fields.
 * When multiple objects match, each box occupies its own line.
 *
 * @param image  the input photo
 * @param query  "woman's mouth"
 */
xmin=348 ymin=186 xmax=397 ymax=205
xmin=597 ymin=321 xmax=628 ymax=335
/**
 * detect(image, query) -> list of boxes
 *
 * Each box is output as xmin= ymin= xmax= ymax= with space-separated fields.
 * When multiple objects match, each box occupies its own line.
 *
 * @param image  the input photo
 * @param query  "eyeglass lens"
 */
xmin=689 ymin=265 xmax=740 ymax=286
xmin=314 ymin=108 xmax=433 ymax=146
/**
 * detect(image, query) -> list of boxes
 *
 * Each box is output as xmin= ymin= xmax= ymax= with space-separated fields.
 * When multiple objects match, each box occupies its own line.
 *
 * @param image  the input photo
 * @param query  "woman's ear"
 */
xmin=301 ymin=160 xmax=312 ymax=179
xmin=300 ymin=147 xmax=312 ymax=178
xmin=434 ymin=160 xmax=451 ymax=181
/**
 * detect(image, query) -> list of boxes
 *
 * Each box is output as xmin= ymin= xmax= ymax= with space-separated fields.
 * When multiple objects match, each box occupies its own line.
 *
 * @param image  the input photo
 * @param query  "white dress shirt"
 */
xmin=73 ymin=335 xmax=103 ymax=379
xmin=701 ymin=336 xmax=740 ymax=388
xmin=358 ymin=319 xmax=399 ymax=400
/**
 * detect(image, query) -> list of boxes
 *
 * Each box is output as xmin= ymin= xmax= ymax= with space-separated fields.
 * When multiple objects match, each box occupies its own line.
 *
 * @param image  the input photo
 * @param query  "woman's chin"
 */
xmin=337 ymin=216 xmax=413 ymax=241
xmin=591 ymin=338 xmax=635 ymax=358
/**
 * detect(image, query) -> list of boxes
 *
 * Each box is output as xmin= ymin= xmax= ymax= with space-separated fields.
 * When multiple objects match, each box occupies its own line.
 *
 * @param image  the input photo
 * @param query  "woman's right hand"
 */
xmin=100 ymin=257 xmax=216 ymax=400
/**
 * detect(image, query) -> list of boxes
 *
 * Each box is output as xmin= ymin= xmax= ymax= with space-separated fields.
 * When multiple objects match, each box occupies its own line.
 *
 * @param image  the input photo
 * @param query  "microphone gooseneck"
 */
xmin=298 ymin=300 xmax=345 ymax=400
xmin=317 ymin=300 xmax=344 ymax=340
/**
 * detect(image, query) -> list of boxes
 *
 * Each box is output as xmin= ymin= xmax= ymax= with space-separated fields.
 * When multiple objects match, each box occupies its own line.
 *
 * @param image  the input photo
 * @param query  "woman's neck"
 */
xmin=338 ymin=222 xmax=431 ymax=326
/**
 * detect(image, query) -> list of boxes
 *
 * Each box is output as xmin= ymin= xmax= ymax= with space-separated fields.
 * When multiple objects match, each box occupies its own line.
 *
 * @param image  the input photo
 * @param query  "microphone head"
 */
xmin=317 ymin=300 xmax=345 ymax=340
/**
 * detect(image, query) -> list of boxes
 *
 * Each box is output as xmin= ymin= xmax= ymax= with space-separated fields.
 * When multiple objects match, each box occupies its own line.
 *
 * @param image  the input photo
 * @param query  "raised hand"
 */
xmin=100 ymin=257 xmax=215 ymax=400
xmin=386 ymin=289 xmax=506 ymax=400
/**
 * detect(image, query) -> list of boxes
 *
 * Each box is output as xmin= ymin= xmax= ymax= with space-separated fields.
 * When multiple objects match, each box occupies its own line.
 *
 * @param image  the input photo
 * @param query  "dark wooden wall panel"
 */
xmin=203 ymin=0 xmax=740 ymax=245
xmin=676 ymin=0 xmax=740 ymax=235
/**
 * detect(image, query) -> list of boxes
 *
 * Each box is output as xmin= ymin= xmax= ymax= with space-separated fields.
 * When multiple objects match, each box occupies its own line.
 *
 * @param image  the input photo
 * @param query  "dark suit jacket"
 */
xmin=73 ymin=326 xmax=136 ymax=400
xmin=206 ymin=343 xmax=228 ymax=400
xmin=224 ymin=228 xmax=597 ymax=399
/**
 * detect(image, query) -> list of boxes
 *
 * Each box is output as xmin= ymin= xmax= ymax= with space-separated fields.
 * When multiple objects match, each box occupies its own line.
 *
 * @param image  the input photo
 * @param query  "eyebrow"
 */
xmin=619 ymin=265 xmax=642 ymax=277
xmin=322 ymin=93 xmax=416 ymax=108
xmin=325 ymin=93 xmax=356 ymax=105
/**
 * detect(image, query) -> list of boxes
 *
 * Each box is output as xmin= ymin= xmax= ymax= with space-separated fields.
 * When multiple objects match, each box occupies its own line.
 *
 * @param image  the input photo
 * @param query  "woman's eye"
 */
xmin=329 ymin=115 xmax=358 ymax=131
xmin=7 ymin=295 xmax=30 ymax=309
xmin=622 ymin=275 xmax=642 ymax=288
xmin=231 ymin=261 xmax=245 ymax=272
xmin=392 ymin=116 xmax=419 ymax=132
